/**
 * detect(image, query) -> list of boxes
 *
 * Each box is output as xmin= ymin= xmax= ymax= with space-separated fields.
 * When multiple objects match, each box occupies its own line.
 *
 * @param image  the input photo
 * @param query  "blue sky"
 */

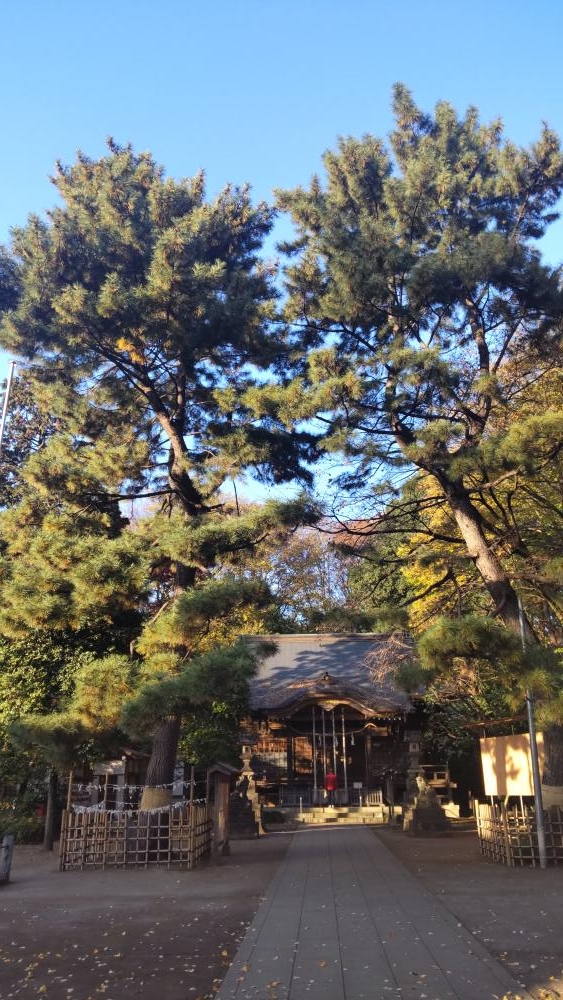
xmin=2 ymin=0 xmax=562 ymax=242
xmin=1 ymin=1 xmax=562 ymax=497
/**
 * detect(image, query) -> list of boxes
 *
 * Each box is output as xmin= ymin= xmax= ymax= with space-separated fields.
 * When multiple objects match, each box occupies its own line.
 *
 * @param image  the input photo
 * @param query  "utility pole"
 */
xmin=518 ymin=595 xmax=547 ymax=869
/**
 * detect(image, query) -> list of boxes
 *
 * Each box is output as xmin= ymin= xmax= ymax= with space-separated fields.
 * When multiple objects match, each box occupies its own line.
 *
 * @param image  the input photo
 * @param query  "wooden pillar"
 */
xmin=312 ymin=706 xmax=318 ymax=802
xmin=331 ymin=710 xmax=338 ymax=776
xmin=66 ymin=769 xmax=74 ymax=811
xmin=188 ymin=764 xmax=196 ymax=869
xmin=341 ymin=708 xmax=348 ymax=801
xmin=365 ymin=733 xmax=373 ymax=790
xmin=286 ymin=734 xmax=294 ymax=787
xmin=43 ymin=769 xmax=58 ymax=852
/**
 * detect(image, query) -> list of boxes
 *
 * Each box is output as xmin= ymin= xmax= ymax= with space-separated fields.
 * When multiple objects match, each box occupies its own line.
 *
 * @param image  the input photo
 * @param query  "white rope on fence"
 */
xmin=71 ymin=798 xmax=208 ymax=816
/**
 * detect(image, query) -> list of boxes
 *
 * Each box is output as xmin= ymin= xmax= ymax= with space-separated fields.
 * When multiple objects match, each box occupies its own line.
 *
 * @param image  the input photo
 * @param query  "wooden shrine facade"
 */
xmin=243 ymin=633 xmax=423 ymax=806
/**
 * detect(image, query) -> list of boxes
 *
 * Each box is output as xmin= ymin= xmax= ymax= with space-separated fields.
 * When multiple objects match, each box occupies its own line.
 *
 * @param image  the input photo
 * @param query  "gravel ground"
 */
xmin=2 ymin=827 xmax=563 ymax=1000
xmin=0 ymin=834 xmax=291 ymax=1000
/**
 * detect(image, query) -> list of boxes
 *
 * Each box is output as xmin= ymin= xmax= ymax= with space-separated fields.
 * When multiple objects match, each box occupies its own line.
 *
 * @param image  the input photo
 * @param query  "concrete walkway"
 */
xmin=217 ymin=826 xmax=531 ymax=1000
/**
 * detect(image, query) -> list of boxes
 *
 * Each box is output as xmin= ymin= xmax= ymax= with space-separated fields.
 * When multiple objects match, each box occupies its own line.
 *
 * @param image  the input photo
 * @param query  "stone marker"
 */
xmin=0 ymin=834 xmax=14 ymax=885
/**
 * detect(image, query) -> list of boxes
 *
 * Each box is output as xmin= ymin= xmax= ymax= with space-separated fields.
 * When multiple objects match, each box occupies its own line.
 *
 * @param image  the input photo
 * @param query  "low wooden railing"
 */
xmin=59 ymin=801 xmax=213 ymax=871
xmin=278 ymin=786 xmax=383 ymax=807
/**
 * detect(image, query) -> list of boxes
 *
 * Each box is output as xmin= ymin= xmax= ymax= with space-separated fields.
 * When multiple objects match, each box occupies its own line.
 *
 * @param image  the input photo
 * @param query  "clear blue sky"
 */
xmin=1 ymin=1 xmax=562 ymax=239
xmin=1 ymin=0 xmax=562 ymax=424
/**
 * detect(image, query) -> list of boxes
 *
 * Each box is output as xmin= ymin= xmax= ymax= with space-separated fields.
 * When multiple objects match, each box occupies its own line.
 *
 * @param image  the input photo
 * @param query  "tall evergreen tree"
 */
xmin=0 ymin=371 xmax=59 ymax=506
xmin=270 ymin=87 xmax=563 ymax=796
xmin=0 ymin=143 xmax=318 ymax=804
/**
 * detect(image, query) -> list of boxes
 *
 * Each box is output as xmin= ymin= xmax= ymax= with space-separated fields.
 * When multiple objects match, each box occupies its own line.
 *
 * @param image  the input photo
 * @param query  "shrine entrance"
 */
xmin=244 ymin=633 xmax=420 ymax=809
xmin=250 ymin=698 xmax=407 ymax=807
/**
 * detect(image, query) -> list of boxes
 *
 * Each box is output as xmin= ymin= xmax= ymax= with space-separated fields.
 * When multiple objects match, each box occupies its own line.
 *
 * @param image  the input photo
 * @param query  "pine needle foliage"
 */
xmin=273 ymin=85 xmax=563 ymax=781
xmin=274 ymin=85 xmax=563 ymax=639
xmin=0 ymin=141 xmax=318 ymax=513
xmin=0 ymin=143 xmax=324 ymax=789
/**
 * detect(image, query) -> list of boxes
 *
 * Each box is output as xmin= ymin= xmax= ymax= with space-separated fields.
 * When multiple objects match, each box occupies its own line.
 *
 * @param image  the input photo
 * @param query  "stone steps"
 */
xmin=295 ymin=806 xmax=387 ymax=826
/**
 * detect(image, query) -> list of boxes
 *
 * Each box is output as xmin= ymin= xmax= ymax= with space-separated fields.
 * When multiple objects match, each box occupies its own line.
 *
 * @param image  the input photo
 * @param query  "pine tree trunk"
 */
xmin=140 ymin=715 xmax=182 ymax=810
xmin=441 ymin=480 xmax=524 ymax=636
xmin=440 ymin=477 xmax=563 ymax=800
xmin=541 ymin=727 xmax=563 ymax=806
xmin=139 ymin=470 xmax=198 ymax=811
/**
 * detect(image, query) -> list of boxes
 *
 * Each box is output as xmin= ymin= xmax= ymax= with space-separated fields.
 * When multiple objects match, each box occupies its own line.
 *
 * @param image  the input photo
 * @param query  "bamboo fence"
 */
xmin=59 ymin=802 xmax=213 ymax=871
xmin=475 ymin=800 xmax=563 ymax=866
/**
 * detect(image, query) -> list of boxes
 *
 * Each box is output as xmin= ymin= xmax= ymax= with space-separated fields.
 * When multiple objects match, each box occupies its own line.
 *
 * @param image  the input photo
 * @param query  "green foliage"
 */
xmin=11 ymin=631 xmax=274 ymax=773
xmin=0 ymin=634 xmax=74 ymax=725
xmin=0 ymin=803 xmax=44 ymax=844
xmin=274 ymin=88 xmax=563 ymax=781
xmin=0 ymin=373 xmax=59 ymax=507
xmin=277 ymin=85 xmax=563 ymax=484
xmin=0 ymin=143 xmax=326 ymax=788
xmin=417 ymin=614 xmax=562 ymax=712
xmin=247 ymin=527 xmax=352 ymax=631
xmin=3 ymin=104 xmax=561 ymax=785
xmin=395 ymin=659 xmax=425 ymax=694
xmin=121 ymin=640 xmax=271 ymax=738
xmin=177 ymin=704 xmax=242 ymax=767
xmin=67 ymin=654 xmax=139 ymax=729
xmin=0 ymin=142 xmax=317 ymax=514
xmin=418 ymin=615 xmax=523 ymax=671
xmin=10 ymin=654 xmax=144 ymax=771
xmin=344 ymin=516 xmax=417 ymax=632
xmin=136 ymin=576 xmax=273 ymax=656
xmin=0 ymin=503 xmax=149 ymax=637
xmin=10 ymin=712 xmax=92 ymax=772
xmin=0 ymin=633 xmax=94 ymax=795
xmin=422 ymin=682 xmax=512 ymax=760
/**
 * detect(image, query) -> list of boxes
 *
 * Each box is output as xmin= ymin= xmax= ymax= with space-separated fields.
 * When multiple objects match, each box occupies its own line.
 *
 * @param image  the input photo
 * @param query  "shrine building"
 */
xmin=241 ymin=633 xmax=424 ymax=808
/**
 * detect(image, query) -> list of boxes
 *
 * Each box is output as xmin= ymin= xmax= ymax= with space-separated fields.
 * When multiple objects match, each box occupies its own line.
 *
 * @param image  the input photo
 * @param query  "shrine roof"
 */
xmin=244 ymin=633 xmax=415 ymax=716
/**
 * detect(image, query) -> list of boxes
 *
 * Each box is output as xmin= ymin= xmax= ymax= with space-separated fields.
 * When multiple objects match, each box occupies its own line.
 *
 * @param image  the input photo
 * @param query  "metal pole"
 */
xmin=518 ymin=595 xmax=547 ymax=869
xmin=0 ymin=360 xmax=17 ymax=455
xmin=322 ymin=709 xmax=327 ymax=782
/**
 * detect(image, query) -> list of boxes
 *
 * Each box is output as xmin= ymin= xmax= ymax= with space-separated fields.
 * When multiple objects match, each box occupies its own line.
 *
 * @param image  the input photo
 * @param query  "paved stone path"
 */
xmin=217 ymin=826 xmax=531 ymax=999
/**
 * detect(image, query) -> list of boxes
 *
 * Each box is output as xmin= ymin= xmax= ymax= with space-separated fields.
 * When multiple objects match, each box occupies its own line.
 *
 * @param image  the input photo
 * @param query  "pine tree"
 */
xmin=0 ymin=144 xmax=319 ymax=803
xmin=273 ymin=86 xmax=563 ymax=796
xmin=0 ymin=372 xmax=60 ymax=506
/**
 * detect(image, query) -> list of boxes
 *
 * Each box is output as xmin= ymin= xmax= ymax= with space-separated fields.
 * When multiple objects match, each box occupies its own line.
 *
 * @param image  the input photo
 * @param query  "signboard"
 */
xmin=173 ymin=761 xmax=185 ymax=797
xmin=480 ymin=733 xmax=544 ymax=797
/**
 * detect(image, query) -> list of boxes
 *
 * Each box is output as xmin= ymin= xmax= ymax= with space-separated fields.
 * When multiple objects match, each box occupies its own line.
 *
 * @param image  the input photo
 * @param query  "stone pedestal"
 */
xmin=229 ymin=745 xmax=263 ymax=838
xmin=228 ymin=792 xmax=259 ymax=838
xmin=402 ymin=774 xmax=451 ymax=836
